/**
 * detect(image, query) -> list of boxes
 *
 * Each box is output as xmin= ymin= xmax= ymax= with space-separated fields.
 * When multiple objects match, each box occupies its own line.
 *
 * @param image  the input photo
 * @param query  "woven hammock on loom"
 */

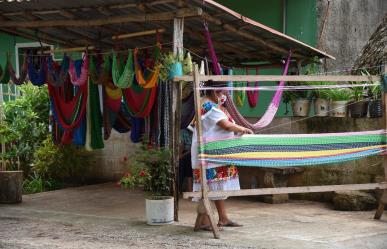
xmin=204 ymin=21 xmax=291 ymax=132
xmin=199 ymin=130 xmax=387 ymax=167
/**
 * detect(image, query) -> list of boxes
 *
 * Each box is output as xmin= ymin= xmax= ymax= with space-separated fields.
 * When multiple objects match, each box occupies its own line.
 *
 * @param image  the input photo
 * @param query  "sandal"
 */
xmin=217 ymin=220 xmax=243 ymax=227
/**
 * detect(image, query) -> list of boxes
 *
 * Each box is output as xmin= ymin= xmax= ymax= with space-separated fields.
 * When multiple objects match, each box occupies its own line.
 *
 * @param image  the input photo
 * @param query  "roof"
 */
xmin=353 ymin=14 xmax=386 ymax=74
xmin=0 ymin=0 xmax=335 ymax=66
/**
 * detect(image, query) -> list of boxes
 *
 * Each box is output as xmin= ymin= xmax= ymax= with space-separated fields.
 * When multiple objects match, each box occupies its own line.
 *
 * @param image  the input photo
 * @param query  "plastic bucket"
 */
xmin=145 ymin=196 xmax=174 ymax=225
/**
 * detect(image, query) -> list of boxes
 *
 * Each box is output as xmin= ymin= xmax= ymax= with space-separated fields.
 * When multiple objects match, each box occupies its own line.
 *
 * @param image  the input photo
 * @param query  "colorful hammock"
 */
xmin=89 ymin=55 xmax=114 ymax=87
xmin=199 ymin=130 xmax=387 ymax=167
xmin=112 ymin=50 xmax=134 ymax=88
xmin=28 ymin=55 xmax=46 ymax=86
xmin=246 ymin=68 xmax=259 ymax=108
xmin=204 ymin=20 xmax=291 ymax=131
xmin=0 ymin=57 xmax=10 ymax=84
xmin=48 ymin=78 xmax=88 ymax=144
xmin=133 ymin=45 xmax=161 ymax=89
xmin=68 ymin=55 xmax=89 ymax=86
xmin=47 ymin=55 xmax=69 ymax=87
xmin=122 ymin=78 xmax=157 ymax=118
xmin=8 ymin=53 xmax=28 ymax=85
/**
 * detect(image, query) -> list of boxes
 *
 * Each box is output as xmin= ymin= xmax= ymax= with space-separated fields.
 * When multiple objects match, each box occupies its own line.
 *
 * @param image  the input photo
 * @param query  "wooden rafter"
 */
xmin=0 ymin=8 xmax=203 ymax=28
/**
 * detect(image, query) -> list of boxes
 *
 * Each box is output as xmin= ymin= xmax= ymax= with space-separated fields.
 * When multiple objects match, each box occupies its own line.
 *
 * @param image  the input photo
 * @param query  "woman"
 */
xmin=191 ymin=80 xmax=253 ymax=231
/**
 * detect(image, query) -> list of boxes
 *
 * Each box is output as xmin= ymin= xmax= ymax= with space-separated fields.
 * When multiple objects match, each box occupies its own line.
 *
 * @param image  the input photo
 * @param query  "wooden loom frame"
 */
xmin=174 ymin=64 xmax=387 ymax=239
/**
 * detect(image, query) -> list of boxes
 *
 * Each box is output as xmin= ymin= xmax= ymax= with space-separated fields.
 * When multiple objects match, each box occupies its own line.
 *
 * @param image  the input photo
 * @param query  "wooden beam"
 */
xmin=43 ymin=46 xmax=95 ymax=54
xmin=0 ymin=8 xmax=203 ymax=28
xmin=183 ymin=182 xmax=387 ymax=199
xmin=0 ymin=28 xmax=69 ymax=46
xmin=112 ymin=29 xmax=166 ymax=40
xmin=173 ymin=75 xmax=382 ymax=82
xmin=202 ymin=12 xmax=305 ymax=59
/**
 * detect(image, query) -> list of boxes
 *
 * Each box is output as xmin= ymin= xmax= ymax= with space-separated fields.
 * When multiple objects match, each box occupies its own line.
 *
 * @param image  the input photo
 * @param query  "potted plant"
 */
xmin=368 ymin=83 xmax=382 ymax=118
xmin=118 ymin=147 xmax=174 ymax=225
xmin=159 ymin=51 xmax=192 ymax=81
xmin=327 ymin=87 xmax=352 ymax=117
xmin=307 ymin=81 xmax=331 ymax=116
xmin=0 ymin=112 xmax=23 ymax=204
xmin=283 ymin=82 xmax=311 ymax=117
xmin=348 ymin=83 xmax=368 ymax=118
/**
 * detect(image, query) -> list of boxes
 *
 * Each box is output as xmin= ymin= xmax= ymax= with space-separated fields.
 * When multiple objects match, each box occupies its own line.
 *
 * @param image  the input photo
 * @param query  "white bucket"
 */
xmin=291 ymin=99 xmax=310 ymax=117
xmin=314 ymin=98 xmax=329 ymax=116
xmin=330 ymin=101 xmax=348 ymax=117
xmin=145 ymin=196 xmax=174 ymax=225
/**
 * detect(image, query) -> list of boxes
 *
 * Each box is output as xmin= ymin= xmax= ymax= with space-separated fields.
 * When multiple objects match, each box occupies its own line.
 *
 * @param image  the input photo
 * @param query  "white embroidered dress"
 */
xmin=191 ymin=101 xmax=240 ymax=200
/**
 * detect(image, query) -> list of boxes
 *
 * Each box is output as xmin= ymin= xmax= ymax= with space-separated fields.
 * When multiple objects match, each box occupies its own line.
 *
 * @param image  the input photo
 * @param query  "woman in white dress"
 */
xmin=191 ymin=80 xmax=253 ymax=231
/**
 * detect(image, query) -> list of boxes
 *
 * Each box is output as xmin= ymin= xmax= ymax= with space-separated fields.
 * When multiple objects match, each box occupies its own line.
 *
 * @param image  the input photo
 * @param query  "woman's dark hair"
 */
xmin=204 ymin=80 xmax=226 ymax=96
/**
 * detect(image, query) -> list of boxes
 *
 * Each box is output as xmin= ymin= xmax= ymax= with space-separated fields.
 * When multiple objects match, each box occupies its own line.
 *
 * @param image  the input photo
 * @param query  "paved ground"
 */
xmin=1 ymin=183 xmax=387 ymax=249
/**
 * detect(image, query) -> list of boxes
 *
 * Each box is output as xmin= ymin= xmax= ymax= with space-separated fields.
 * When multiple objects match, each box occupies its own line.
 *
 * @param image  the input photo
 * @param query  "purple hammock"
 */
xmin=204 ymin=21 xmax=292 ymax=132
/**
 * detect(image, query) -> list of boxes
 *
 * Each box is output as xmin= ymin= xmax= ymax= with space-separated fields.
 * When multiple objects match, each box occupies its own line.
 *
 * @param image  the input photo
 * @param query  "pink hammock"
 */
xmin=246 ymin=67 xmax=259 ymax=108
xmin=203 ymin=21 xmax=292 ymax=131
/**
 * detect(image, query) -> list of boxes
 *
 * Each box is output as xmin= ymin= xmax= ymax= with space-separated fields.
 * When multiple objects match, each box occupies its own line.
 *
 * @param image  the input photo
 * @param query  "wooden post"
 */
xmin=171 ymin=17 xmax=184 ymax=222
xmin=374 ymin=64 xmax=387 ymax=220
xmin=192 ymin=64 xmax=220 ymax=238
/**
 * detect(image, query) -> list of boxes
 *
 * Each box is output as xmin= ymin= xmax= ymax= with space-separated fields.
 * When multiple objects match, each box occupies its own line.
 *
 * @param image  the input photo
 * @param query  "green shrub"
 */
xmin=1 ymin=83 xmax=49 ymax=175
xmin=33 ymin=136 xmax=92 ymax=183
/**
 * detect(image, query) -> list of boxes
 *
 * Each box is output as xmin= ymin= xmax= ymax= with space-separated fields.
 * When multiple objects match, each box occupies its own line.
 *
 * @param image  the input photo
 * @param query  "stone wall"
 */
xmin=316 ymin=0 xmax=386 ymax=71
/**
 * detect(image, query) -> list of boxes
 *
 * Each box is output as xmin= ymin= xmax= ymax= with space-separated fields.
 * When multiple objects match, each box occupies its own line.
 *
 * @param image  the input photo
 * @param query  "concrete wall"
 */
xmin=316 ymin=0 xmax=386 ymax=71
xmin=90 ymin=130 xmax=140 ymax=181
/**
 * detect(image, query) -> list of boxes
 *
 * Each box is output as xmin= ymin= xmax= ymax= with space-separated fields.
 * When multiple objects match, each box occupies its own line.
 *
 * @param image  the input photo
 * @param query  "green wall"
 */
xmin=216 ymin=0 xmax=317 ymax=117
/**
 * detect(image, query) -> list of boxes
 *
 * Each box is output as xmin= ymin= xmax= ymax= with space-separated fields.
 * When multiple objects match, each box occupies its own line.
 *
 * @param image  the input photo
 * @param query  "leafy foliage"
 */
xmin=33 ymin=136 xmax=92 ymax=183
xmin=124 ymin=146 xmax=173 ymax=196
xmin=0 ymin=83 xmax=49 ymax=175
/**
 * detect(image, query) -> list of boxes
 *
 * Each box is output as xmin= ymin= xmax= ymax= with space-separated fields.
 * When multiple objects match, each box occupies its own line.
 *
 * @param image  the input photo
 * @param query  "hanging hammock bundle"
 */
xmin=113 ymin=105 xmax=132 ymax=134
xmin=234 ymin=73 xmax=247 ymax=107
xmin=86 ymin=77 xmax=104 ymax=150
xmin=68 ymin=54 xmax=89 ymax=86
xmin=122 ymin=77 xmax=157 ymax=118
xmin=28 ymin=55 xmax=46 ymax=86
xmin=48 ymin=77 xmax=88 ymax=144
xmin=112 ymin=49 xmax=134 ymax=88
xmin=246 ymin=67 xmax=259 ymax=108
xmin=0 ymin=57 xmax=10 ymax=84
xmin=47 ymin=55 xmax=70 ymax=87
xmin=133 ymin=44 xmax=161 ymax=88
xmin=200 ymin=130 xmax=387 ymax=167
xmin=8 ymin=53 xmax=28 ymax=85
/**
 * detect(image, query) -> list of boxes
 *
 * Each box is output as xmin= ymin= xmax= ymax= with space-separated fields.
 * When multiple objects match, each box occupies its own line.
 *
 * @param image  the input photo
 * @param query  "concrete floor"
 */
xmin=1 ymin=183 xmax=387 ymax=249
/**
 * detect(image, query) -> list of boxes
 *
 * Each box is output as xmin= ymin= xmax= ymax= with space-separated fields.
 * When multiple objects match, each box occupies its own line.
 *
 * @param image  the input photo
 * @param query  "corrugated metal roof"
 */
xmin=0 ymin=0 xmax=335 ymax=66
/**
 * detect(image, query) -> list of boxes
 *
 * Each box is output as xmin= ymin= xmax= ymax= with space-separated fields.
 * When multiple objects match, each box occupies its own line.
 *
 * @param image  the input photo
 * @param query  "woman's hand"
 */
xmin=240 ymin=127 xmax=254 ymax=134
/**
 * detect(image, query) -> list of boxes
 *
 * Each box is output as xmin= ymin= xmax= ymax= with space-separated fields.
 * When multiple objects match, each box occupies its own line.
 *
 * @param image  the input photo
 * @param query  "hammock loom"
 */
xmin=204 ymin=20 xmax=291 ymax=131
xmin=200 ymin=130 xmax=386 ymax=167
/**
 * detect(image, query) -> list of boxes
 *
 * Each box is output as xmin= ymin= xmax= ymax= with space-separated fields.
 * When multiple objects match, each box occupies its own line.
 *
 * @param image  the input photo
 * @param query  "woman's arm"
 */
xmin=217 ymin=119 xmax=254 ymax=134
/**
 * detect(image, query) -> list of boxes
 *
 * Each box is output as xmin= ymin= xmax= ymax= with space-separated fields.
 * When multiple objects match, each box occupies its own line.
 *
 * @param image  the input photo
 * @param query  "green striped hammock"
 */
xmin=199 ymin=130 xmax=386 ymax=167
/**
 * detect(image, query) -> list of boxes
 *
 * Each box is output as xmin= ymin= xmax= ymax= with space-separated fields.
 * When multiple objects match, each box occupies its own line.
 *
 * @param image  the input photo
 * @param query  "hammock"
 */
xmin=246 ymin=68 xmax=259 ymax=108
xmin=112 ymin=50 xmax=134 ymax=88
xmin=48 ymin=78 xmax=88 ymax=144
xmin=47 ymin=55 xmax=69 ymax=87
xmin=122 ymin=78 xmax=157 ymax=118
xmin=86 ymin=76 xmax=104 ymax=150
xmin=0 ymin=57 xmax=10 ymax=84
xmin=204 ymin=20 xmax=291 ymax=131
xmin=199 ymin=130 xmax=387 ymax=167
xmin=181 ymin=92 xmax=195 ymax=129
xmin=28 ymin=55 xmax=46 ymax=86
xmin=113 ymin=105 xmax=132 ymax=133
xmin=68 ymin=55 xmax=89 ymax=86
xmin=8 ymin=53 xmax=28 ymax=85
xmin=133 ymin=45 xmax=161 ymax=89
